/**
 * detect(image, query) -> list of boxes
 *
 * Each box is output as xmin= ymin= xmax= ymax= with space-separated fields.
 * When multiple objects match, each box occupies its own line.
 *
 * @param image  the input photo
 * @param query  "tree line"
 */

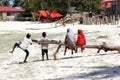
xmin=0 ymin=0 xmax=102 ymax=15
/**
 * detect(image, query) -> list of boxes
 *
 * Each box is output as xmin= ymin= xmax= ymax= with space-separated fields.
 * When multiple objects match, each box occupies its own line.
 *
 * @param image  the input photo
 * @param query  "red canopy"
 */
xmin=50 ymin=10 xmax=63 ymax=19
xmin=39 ymin=10 xmax=50 ymax=18
xmin=0 ymin=6 xmax=24 ymax=12
xmin=39 ymin=10 xmax=63 ymax=19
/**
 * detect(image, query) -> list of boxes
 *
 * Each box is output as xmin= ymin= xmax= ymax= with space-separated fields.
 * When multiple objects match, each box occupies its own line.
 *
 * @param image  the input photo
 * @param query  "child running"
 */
xmin=10 ymin=33 xmax=32 ymax=63
xmin=40 ymin=32 xmax=49 ymax=61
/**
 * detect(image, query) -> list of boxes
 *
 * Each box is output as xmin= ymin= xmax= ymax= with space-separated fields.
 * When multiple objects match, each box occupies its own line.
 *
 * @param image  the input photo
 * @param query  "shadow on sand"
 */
xmin=8 ymin=52 xmax=119 ymax=65
xmin=48 ymin=53 xmax=120 ymax=80
xmin=59 ymin=52 xmax=119 ymax=60
xmin=48 ymin=65 xmax=120 ymax=80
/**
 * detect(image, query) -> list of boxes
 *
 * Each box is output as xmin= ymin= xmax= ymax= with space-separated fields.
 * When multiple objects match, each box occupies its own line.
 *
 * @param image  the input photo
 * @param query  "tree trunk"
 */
xmin=32 ymin=40 xmax=120 ymax=60
xmin=67 ymin=0 xmax=72 ymax=16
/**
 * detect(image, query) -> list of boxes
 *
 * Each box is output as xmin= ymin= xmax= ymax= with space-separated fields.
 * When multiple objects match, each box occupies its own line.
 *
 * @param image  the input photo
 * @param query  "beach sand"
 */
xmin=0 ymin=21 xmax=120 ymax=80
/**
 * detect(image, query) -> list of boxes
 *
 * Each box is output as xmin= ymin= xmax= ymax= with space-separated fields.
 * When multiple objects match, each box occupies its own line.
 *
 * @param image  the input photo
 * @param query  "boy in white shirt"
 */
xmin=40 ymin=32 xmax=49 ymax=61
xmin=10 ymin=33 xmax=32 ymax=63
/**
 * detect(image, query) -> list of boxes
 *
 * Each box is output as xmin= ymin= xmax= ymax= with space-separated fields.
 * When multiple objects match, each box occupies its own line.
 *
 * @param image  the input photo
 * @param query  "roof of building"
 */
xmin=0 ymin=6 xmax=24 ymax=12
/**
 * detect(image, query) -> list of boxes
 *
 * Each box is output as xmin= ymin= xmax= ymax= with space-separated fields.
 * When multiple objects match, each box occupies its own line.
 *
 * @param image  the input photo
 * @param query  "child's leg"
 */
xmin=72 ymin=44 xmax=77 ymax=53
xmin=81 ymin=48 xmax=83 ymax=52
xmin=42 ymin=55 xmax=44 ymax=61
xmin=53 ymin=44 xmax=62 ymax=60
xmin=10 ymin=43 xmax=19 ymax=53
xmin=45 ymin=49 xmax=49 ymax=60
xmin=23 ymin=50 xmax=29 ymax=62
xmin=74 ymin=46 xmax=77 ymax=53
xmin=71 ymin=46 xmax=76 ymax=55
xmin=76 ymin=46 xmax=78 ymax=53
xmin=71 ymin=49 xmax=73 ymax=55
xmin=64 ymin=46 xmax=68 ymax=55
xmin=42 ymin=49 xmax=44 ymax=61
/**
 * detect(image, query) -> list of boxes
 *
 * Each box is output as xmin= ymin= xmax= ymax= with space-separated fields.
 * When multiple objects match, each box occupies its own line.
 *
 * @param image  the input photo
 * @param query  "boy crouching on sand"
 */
xmin=10 ymin=33 xmax=32 ymax=63
xmin=40 ymin=32 xmax=49 ymax=61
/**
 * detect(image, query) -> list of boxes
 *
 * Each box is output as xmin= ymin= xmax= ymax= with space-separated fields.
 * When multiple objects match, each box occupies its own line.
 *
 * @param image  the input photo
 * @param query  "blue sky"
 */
xmin=9 ymin=0 xmax=14 ymax=6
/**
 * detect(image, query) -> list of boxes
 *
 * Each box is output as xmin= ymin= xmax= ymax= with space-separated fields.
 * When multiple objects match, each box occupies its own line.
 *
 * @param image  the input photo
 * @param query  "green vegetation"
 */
xmin=0 ymin=0 xmax=102 ymax=15
xmin=0 ymin=0 xmax=9 ymax=6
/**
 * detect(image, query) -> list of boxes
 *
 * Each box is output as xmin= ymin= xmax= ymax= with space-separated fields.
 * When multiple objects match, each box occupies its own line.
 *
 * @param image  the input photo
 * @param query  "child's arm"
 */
xmin=64 ymin=35 xmax=67 ymax=43
xmin=31 ymin=39 xmax=39 ymax=44
xmin=19 ymin=41 xmax=21 ymax=44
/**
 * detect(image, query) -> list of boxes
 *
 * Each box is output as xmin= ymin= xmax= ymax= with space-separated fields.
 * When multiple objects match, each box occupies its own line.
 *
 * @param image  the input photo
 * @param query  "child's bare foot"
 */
xmin=53 ymin=54 xmax=57 ymax=60
xmin=19 ymin=61 xmax=28 ymax=64
xmin=23 ymin=61 xmax=28 ymax=63
xmin=75 ymin=49 xmax=77 ymax=53
xmin=9 ymin=51 xmax=13 ymax=53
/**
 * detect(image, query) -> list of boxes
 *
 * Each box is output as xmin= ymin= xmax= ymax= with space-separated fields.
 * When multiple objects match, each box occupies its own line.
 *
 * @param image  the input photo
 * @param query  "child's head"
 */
xmin=26 ymin=33 xmax=31 ymax=39
xmin=42 ymin=32 xmax=46 ymax=38
xmin=67 ymin=28 xmax=72 ymax=33
xmin=78 ymin=29 xmax=83 ymax=34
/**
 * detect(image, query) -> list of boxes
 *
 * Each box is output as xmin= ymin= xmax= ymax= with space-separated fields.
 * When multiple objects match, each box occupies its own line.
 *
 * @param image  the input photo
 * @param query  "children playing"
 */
xmin=10 ymin=33 xmax=32 ymax=63
xmin=40 ymin=32 xmax=49 ymax=61
xmin=9 ymin=30 xmax=86 ymax=62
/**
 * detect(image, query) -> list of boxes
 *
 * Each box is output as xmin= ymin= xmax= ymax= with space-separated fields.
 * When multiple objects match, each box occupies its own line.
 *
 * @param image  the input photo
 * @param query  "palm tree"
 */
xmin=0 ymin=0 xmax=10 ymax=6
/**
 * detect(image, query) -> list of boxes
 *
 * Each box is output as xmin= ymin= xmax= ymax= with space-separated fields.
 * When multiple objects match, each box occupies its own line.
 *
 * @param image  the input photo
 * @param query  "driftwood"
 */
xmin=32 ymin=40 xmax=120 ymax=60
xmin=55 ymin=16 xmax=75 ymax=27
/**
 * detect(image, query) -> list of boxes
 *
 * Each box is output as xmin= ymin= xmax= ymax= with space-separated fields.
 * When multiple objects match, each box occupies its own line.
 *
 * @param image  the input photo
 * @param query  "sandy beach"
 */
xmin=0 ymin=21 xmax=120 ymax=80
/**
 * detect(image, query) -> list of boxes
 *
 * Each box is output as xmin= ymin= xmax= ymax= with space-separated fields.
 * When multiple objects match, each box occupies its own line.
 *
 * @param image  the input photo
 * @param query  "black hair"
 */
xmin=26 ymin=33 xmax=31 ymax=38
xmin=42 ymin=32 xmax=46 ymax=38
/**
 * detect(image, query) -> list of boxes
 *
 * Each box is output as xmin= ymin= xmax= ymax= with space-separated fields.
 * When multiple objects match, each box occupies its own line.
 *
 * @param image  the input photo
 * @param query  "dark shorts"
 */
xmin=41 ymin=49 xmax=48 ymax=55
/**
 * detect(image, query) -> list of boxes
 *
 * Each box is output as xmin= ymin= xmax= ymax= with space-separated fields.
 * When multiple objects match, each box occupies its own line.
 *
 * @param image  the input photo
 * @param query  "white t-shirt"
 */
xmin=20 ymin=37 xmax=32 ymax=50
xmin=40 ymin=37 xmax=49 ymax=49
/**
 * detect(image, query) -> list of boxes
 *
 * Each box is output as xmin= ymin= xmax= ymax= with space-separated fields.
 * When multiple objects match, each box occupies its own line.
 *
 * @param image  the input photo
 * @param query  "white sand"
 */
xmin=0 ymin=21 xmax=120 ymax=80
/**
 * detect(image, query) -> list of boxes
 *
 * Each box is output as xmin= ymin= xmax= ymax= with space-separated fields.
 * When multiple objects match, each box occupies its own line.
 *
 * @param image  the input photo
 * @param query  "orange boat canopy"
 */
xmin=39 ymin=10 xmax=63 ymax=19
